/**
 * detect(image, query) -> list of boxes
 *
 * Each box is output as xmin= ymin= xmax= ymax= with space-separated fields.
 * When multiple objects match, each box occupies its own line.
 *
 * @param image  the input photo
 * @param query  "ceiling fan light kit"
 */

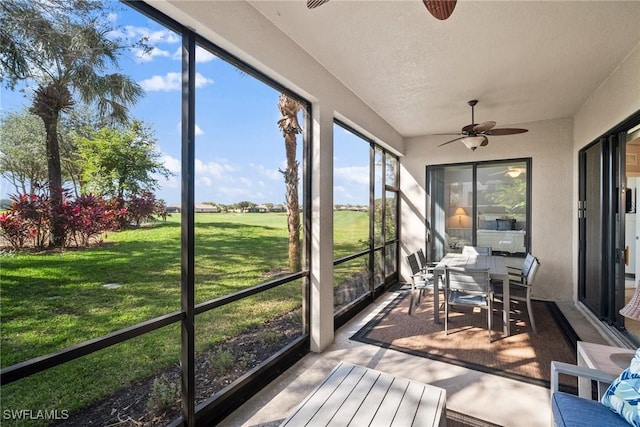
xmin=437 ymin=100 xmax=529 ymax=151
xmin=461 ymin=136 xmax=486 ymax=151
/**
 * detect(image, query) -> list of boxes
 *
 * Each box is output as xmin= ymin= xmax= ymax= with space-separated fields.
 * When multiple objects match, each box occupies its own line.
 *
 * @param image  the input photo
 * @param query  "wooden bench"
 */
xmin=280 ymin=362 xmax=447 ymax=426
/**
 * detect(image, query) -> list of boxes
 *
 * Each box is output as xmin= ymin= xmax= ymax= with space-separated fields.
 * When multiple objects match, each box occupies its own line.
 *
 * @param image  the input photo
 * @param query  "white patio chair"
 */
xmin=493 ymin=253 xmax=540 ymax=333
xmin=406 ymin=252 xmax=443 ymax=315
xmin=444 ymin=266 xmax=494 ymax=342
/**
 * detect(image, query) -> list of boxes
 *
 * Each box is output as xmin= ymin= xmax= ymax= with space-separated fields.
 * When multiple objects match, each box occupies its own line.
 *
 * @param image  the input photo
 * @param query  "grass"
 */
xmin=0 ymin=211 xmax=369 ymax=424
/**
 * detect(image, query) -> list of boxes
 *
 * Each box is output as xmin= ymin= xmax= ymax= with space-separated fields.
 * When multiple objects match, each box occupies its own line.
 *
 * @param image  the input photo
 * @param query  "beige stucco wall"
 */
xmin=401 ymin=118 xmax=574 ymax=300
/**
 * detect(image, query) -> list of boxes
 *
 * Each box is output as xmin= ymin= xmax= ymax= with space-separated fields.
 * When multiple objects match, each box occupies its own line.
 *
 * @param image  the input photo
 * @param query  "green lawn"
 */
xmin=0 ymin=211 xmax=369 ymax=423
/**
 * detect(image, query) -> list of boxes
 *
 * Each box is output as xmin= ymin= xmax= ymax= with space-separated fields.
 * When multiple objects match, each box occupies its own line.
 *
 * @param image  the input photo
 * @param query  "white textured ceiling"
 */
xmin=248 ymin=0 xmax=640 ymax=137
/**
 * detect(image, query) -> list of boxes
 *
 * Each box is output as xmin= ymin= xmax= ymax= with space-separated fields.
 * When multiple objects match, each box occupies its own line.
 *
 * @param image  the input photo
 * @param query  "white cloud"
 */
xmin=334 ymin=166 xmax=369 ymax=185
xmin=134 ymin=46 xmax=170 ymax=63
xmin=172 ymin=46 xmax=217 ymax=63
xmin=140 ymin=73 xmax=180 ymax=92
xmin=195 ymin=73 xmax=215 ymax=88
xmin=250 ymin=163 xmax=281 ymax=180
xmin=140 ymin=72 xmax=213 ymax=92
xmin=195 ymin=159 xmax=236 ymax=179
xmin=163 ymin=154 xmax=181 ymax=174
xmin=197 ymin=176 xmax=213 ymax=187
xmin=157 ymin=174 xmax=179 ymax=190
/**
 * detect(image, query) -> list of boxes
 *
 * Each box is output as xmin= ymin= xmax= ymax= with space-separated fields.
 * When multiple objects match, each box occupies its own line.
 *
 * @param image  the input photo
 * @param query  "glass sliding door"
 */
xmin=427 ymin=159 xmax=530 ymax=262
xmin=579 ymin=139 xmax=606 ymax=316
xmin=579 ymin=112 xmax=640 ymax=345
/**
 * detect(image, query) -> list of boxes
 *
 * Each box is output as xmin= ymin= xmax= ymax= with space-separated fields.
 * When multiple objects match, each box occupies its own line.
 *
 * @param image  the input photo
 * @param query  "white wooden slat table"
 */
xmin=433 ymin=254 xmax=510 ymax=336
xmin=280 ymin=362 xmax=446 ymax=427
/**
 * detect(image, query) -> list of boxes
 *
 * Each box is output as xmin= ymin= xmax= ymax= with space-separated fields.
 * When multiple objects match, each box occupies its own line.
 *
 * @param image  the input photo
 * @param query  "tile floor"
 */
xmin=219 ymin=291 xmax=616 ymax=427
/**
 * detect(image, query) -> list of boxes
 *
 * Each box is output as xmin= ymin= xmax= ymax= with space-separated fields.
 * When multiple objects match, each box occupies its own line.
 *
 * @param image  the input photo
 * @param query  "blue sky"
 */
xmin=0 ymin=5 xmax=369 ymax=206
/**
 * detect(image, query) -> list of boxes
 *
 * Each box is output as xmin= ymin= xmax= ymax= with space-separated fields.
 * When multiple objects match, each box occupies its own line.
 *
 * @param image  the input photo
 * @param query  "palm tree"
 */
xmin=1 ymin=0 xmax=144 ymax=246
xmin=277 ymin=94 xmax=303 ymax=272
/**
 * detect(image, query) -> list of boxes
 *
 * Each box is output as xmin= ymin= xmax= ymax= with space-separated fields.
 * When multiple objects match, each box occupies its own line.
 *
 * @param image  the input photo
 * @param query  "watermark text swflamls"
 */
xmin=2 ymin=409 xmax=70 ymax=421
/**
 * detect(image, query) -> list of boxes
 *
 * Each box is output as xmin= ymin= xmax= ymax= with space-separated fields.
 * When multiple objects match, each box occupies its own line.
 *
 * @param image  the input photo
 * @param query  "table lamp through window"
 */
xmin=454 ymin=207 xmax=467 ymax=227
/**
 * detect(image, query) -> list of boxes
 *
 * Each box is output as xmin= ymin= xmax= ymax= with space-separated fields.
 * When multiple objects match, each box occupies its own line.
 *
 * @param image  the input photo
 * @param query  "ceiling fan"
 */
xmin=489 ymin=166 xmax=527 ymax=178
xmin=306 ymin=0 xmax=458 ymax=21
xmin=437 ymin=100 xmax=529 ymax=151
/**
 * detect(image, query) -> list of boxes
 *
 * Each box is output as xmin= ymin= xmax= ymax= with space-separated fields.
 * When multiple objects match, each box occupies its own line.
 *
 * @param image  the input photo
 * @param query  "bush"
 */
xmin=0 ymin=190 xmax=50 ymax=249
xmin=65 ymin=194 xmax=119 ymax=247
xmin=0 ymin=211 xmax=31 ymax=249
xmin=146 ymin=375 xmax=180 ymax=415
xmin=209 ymin=348 xmax=235 ymax=375
xmin=0 ymin=190 xmax=165 ymax=249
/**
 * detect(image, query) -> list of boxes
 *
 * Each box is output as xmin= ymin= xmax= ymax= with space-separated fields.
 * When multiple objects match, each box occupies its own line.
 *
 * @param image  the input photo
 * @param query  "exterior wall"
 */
xmin=572 ymin=43 xmax=640 ymax=300
xmin=401 ymin=117 xmax=574 ymax=300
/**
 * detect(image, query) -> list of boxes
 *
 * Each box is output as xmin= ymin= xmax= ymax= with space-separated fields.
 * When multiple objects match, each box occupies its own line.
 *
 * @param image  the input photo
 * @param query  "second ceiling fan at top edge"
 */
xmin=437 ymin=100 xmax=529 ymax=151
xmin=307 ymin=0 xmax=458 ymax=21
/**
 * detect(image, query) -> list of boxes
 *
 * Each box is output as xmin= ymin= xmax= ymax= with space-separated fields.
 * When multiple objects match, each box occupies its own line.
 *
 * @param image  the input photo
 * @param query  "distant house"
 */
xmin=166 ymin=205 xmax=181 ymax=213
xmin=194 ymin=203 xmax=218 ymax=213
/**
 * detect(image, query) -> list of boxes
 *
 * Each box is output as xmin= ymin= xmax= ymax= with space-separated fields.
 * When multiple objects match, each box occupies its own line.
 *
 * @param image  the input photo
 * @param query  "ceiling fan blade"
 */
xmin=422 ymin=0 xmax=457 ymax=20
xmin=480 ymin=136 xmax=489 ymax=146
xmin=307 ymin=0 xmax=330 ymax=9
xmin=485 ymin=128 xmax=529 ymax=136
xmin=437 ymin=136 xmax=464 ymax=147
xmin=474 ymin=121 xmax=496 ymax=132
xmin=489 ymin=169 xmax=509 ymax=176
xmin=461 ymin=123 xmax=476 ymax=134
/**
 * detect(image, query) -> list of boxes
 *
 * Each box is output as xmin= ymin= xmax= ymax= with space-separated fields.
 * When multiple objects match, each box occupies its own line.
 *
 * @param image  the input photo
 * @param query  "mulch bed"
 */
xmin=53 ymin=312 xmax=302 ymax=427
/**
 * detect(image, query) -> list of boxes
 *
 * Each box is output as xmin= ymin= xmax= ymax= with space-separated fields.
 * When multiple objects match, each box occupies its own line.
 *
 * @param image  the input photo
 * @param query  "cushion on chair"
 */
xmin=552 ymin=392 xmax=630 ymax=427
xmin=600 ymin=348 xmax=640 ymax=426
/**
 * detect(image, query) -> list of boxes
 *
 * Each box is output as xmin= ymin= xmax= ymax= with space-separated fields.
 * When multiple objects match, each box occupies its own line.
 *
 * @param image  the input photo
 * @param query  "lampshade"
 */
xmin=453 ymin=207 xmax=466 ymax=227
xmin=460 ymin=136 xmax=485 ymax=151
xmin=454 ymin=207 xmax=467 ymax=216
xmin=506 ymin=170 xmax=522 ymax=178
xmin=620 ymin=285 xmax=640 ymax=320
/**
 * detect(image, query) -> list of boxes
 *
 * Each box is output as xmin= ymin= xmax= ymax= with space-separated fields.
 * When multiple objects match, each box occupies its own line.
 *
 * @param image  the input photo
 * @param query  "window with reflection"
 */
xmin=428 ymin=159 xmax=530 ymax=263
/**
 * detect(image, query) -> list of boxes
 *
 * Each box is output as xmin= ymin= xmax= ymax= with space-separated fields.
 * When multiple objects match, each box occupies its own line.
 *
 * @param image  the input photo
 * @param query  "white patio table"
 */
xmin=279 ymin=362 xmax=446 ymax=426
xmin=433 ymin=253 xmax=511 ymax=336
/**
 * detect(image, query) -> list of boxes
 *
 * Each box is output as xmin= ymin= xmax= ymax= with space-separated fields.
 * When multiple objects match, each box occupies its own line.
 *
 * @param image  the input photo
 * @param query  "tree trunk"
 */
xmin=278 ymin=94 xmax=303 ymax=272
xmin=32 ymin=83 xmax=73 ymax=248
xmin=283 ymin=134 xmax=301 ymax=272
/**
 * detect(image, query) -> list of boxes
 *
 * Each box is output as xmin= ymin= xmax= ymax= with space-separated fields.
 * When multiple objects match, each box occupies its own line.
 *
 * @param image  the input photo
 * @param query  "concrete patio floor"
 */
xmin=219 ymin=291 xmax=612 ymax=427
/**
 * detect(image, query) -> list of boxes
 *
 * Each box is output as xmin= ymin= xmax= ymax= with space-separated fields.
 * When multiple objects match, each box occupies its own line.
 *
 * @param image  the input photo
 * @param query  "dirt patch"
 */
xmin=54 ymin=312 xmax=302 ymax=427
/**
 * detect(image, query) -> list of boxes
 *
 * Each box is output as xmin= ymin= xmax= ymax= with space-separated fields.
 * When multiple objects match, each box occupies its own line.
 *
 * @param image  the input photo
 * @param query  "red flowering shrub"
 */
xmin=126 ymin=191 xmax=158 ymax=227
xmin=0 ymin=211 xmax=32 ymax=249
xmin=1 ymin=191 xmax=51 ymax=249
xmin=0 ymin=189 xmax=164 ymax=250
xmin=65 ymin=194 xmax=118 ymax=247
